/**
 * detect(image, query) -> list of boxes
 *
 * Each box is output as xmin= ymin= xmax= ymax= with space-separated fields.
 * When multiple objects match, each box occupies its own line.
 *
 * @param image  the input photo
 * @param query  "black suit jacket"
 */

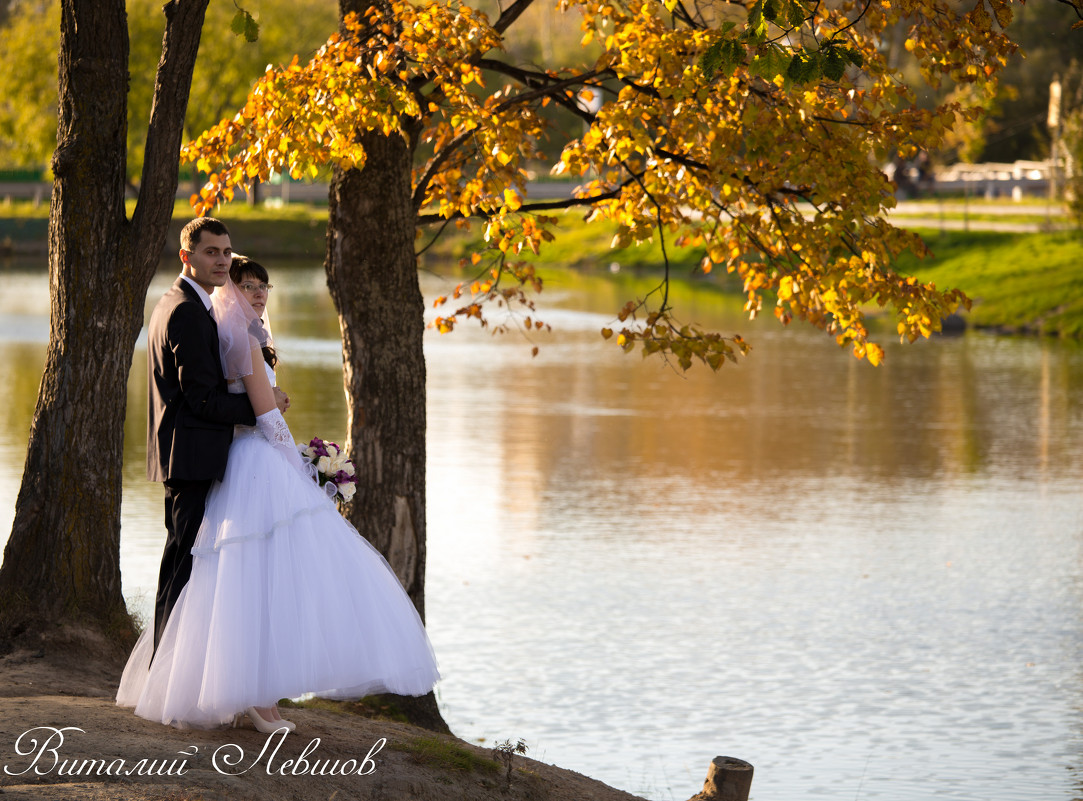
xmin=146 ymin=277 xmax=256 ymax=482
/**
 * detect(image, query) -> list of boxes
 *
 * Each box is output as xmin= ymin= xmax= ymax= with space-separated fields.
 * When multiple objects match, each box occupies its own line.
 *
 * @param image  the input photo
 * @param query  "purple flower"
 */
xmin=301 ymin=433 xmax=358 ymax=502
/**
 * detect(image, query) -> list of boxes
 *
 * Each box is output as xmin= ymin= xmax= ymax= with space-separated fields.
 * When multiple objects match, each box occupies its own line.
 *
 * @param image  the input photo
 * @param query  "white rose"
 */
xmin=317 ymin=455 xmax=333 ymax=474
xmin=303 ymin=446 xmax=317 ymax=459
xmin=326 ymin=443 xmax=339 ymax=457
xmin=342 ymin=462 xmax=356 ymax=477
xmin=329 ymin=455 xmax=348 ymax=474
xmin=339 ymin=482 xmax=357 ymax=501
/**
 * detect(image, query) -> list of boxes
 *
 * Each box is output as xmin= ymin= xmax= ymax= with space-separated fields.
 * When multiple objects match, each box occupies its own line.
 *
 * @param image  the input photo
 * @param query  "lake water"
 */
xmin=1 ymin=258 xmax=1082 ymax=801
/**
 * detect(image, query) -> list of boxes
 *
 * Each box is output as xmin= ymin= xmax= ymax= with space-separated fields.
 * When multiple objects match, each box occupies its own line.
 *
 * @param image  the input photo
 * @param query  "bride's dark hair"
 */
xmin=229 ymin=255 xmax=277 ymax=369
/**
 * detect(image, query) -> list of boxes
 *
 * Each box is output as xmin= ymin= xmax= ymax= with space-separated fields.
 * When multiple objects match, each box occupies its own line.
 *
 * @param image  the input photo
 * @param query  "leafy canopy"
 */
xmin=186 ymin=0 xmax=1020 ymax=370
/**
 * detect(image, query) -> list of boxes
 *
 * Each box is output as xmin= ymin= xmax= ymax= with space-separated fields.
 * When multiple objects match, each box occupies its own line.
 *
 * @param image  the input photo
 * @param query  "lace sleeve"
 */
xmin=255 ymin=409 xmax=305 ymax=473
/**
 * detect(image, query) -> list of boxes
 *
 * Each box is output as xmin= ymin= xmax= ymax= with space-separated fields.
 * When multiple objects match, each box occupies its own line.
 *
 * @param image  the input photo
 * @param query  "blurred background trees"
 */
xmin=979 ymin=3 xmax=1080 ymax=163
xmin=0 ymin=0 xmax=337 ymax=184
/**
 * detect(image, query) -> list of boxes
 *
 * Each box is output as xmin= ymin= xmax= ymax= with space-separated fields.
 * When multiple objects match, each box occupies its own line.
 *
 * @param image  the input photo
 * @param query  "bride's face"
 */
xmin=237 ymin=273 xmax=271 ymax=316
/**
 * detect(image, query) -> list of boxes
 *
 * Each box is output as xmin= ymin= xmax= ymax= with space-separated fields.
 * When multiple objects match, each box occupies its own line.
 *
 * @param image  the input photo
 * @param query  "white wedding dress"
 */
xmin=117 ymin=363 xmax=440 ymax=729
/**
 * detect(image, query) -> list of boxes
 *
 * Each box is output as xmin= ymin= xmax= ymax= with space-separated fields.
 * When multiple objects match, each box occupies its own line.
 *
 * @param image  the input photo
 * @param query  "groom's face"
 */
xmin=180 ymin=232 xmax=233 ymax=292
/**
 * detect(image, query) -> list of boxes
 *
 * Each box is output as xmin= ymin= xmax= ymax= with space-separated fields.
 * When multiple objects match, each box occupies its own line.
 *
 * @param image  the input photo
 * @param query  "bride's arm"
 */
xmin=243 ymin=346 xmax=306 ymax=472
xmin=240 ymin=346 xmax=277 ymax=416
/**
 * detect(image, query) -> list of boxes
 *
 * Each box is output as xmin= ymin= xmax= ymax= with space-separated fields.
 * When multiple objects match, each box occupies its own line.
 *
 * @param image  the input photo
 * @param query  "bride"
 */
xmin=117 ymin=255 xmax=440 ymax=732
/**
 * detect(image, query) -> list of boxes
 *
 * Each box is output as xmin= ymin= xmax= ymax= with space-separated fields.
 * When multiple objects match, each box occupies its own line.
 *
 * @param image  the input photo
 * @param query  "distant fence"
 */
xmin=0 ymin=179 xmax=332 ymax=205
xmin=932 ymin=160 xmax=1053 ymax=200
xmin=0 ymin=182 xmax=50 ymax=204
xmin=0 ymin=177 xmax=579 ymax=205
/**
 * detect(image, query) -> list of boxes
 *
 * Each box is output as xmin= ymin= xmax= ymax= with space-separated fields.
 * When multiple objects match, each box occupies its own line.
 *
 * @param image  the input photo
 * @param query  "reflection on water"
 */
xmin=1 ymin=259 xmax=1082 ymax=801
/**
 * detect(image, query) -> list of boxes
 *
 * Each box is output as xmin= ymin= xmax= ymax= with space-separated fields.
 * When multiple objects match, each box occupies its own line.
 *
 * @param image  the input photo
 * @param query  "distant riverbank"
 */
xmin=2 ymin=201 xmax=1080 ymax=337
xmin=0 ymin=202 xmax=330 ymax=259
xmin=903 ymin=228 xmax=1083 ymax=338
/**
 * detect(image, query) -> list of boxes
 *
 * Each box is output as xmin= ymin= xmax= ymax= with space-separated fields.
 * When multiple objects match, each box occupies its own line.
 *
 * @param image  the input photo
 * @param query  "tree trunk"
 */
xmin=325 ymin=0 xmax=444 ymax=730
xmin=326 ymin=131 xmax=428 ymax=617
xmin=325 ymin=121 xmax=446 ymax=730
xmin=0 ymin=0 xmax=132 ymax=639
xmin=0 ymin=0 xmax=210 ymax=651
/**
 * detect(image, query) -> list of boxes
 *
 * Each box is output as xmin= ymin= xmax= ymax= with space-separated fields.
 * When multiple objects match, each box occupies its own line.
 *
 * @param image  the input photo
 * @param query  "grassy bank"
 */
xmin=0 ymin=200 xmax=330 ymax=259
xmin=2 ymin=200 xmax=1080 ymax=336
xmin=426 ymin=213 xmax=1083 ymax=338
xmin=904 ymin=229 xmax=1083 ymax=337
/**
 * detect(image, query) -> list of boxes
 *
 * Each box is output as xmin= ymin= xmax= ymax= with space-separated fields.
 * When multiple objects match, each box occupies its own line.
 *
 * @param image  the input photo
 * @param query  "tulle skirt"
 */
xmin=116 ymin=427 xmax=440 ymax=729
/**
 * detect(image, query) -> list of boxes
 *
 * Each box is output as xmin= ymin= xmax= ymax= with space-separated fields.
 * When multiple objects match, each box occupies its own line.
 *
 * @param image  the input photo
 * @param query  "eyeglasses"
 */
xmin=239 ymin=282 xmax=274 ymax=293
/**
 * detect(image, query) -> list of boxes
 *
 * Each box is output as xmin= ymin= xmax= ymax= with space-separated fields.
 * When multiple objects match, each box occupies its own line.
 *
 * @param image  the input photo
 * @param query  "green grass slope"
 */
xmin=902 ymin=230 xmax=1083 ymax=336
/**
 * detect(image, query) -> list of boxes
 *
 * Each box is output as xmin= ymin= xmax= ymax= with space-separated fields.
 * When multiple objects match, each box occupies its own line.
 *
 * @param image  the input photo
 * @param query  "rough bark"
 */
xmin=325 ymin=2 xmax=444 ymax=724
xmin=326 ymin=131 xmax=428 ymax=619
xmin=0 ymin=0 xmax=211 ymax=649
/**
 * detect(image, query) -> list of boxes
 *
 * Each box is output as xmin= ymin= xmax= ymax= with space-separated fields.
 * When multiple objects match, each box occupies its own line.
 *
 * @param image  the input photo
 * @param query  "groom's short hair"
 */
xmin=180 ymin=217 xmax=230 ymax=252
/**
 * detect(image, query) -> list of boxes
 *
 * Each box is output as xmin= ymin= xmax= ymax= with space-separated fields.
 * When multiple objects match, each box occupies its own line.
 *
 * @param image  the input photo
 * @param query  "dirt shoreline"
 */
xmin=0 ymin=633 xmax=660 ymax=801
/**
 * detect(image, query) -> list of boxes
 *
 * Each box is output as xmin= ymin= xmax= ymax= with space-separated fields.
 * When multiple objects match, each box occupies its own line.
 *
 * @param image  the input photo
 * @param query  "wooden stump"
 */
xmin=687 ymin=756 xmax=754 ymax=801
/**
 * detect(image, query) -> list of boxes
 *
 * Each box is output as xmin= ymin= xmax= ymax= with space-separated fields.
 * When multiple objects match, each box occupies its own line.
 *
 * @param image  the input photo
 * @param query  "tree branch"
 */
xmin=1052 ymin=0 xmax=1083 ymax=19
xmin=412 ymin=62 xmax=611 ymax=208
xmin=413 ymin=129 xmax=475 ymax=210
xmin=493 ymin=0 xmax=537 ymax=34
xmin=415 ymin=216 xmax=455 ymax=257
xmin=415 ymin=175 xmax=643 ymax=225
xmin=669 ymin=0 xmax=701 ymax=29
xmin=620 ymin=158 xmax=672 ymax=314
xmin=477 ymin=58 xmax=605 ymax=120
xmin=832 ymin=0 xmax=872 ymax=37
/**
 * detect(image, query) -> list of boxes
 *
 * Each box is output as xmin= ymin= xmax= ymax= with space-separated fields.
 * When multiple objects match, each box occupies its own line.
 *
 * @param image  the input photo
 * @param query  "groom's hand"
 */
xmin=274 ymin=387 xmax=291 ymax=413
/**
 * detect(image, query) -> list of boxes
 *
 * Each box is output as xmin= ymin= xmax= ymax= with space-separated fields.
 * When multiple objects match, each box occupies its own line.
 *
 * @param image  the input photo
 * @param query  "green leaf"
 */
xmin=823 ymin=46 xmax=846 ymax=81
xmin=700 ymin=38 xmax=743 ymax=81
xmin=231 ymin=9 xmax=260 ymax=43
xmin=747 ymin=0 xmax=767 ymax=40
xmin=700 ymin=41 xmax=724 ymax=81
xmin=749 ymin=45 xmax=788 ymax=79
xmin=230 ymin=9 xmax=246 ymax=36
xmin=786 ymin=0 xmax=806 ymax=28
xmin=763 ymin=0 xmax=780 ymax=22
xmin=786 ymin=50 xmax=822 ymax=84
xmin=727 ymin=40 xmax=746 ymax=71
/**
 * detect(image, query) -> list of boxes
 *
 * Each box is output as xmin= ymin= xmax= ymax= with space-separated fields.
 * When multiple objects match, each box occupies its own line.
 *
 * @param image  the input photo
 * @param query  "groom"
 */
xmin=146 ymin=217 xmax=287 ymax=652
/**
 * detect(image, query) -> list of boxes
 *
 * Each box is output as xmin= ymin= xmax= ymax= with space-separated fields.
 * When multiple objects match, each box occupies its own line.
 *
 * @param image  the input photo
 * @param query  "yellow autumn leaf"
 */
xmin=178 ymin=0 xmax=1011 ymax=372
xmin=778 ymin=276 xmax=794 ymax=300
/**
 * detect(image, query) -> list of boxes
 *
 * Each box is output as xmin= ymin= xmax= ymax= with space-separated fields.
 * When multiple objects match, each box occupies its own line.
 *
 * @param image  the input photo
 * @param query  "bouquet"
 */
xmin=299 ymin=436 xmax=359 ymax=502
